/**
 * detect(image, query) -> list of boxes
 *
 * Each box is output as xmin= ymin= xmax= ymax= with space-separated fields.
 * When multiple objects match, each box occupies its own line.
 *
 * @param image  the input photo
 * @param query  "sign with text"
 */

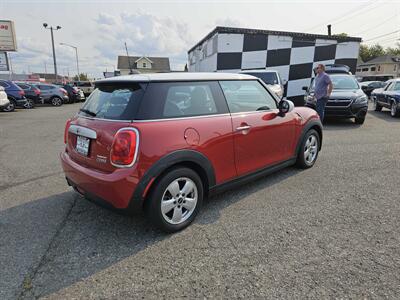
xmin=0 ymin=20 xmax=17 ymax=51
xmin=0 ymin=51 xmax=9 ymax=71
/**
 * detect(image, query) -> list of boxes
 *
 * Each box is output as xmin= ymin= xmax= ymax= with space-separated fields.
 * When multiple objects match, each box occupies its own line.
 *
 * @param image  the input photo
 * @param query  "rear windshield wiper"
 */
xmin=80 ymin=108 xmax=97 ymax=117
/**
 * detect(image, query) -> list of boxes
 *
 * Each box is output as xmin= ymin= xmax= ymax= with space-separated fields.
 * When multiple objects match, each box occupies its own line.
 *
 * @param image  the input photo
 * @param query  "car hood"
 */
xmin=329 ymin=89 xmax=364 ymax=99
xmin=371 ymin=88 xmax=384 ymax=95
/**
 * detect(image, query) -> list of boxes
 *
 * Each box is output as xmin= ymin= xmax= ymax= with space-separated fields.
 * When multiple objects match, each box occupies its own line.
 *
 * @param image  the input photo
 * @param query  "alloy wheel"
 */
xmin=52 ymin=97 xmax=62 ymax=106
xmin=3 ymin=101 xmax=15 ymax=112
xmin=391 ymin=102 xmax=398 ymax=117
xmin=24 ymin=99 xmax=34 ymax=109
xmin=160 ymin=177 xmax=198 ymax=225
xmin=304 ymin=134 xmax=318 ymax=165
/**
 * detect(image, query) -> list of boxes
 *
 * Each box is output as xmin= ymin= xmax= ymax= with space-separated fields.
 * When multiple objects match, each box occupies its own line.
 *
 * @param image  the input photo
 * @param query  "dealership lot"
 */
xmin=1 ymin=104 xmax=400 ymax=299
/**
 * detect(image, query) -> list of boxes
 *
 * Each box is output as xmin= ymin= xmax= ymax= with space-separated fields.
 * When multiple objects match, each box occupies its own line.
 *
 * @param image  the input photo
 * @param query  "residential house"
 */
xmin=356 ymin=55 xmax=400 ymax=81
xmin=117 ymin=56 xmax=171 ymax=75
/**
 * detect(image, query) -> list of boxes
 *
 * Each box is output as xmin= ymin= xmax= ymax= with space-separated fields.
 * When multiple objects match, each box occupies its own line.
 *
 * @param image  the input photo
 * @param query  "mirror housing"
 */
xmin=278 ymin=99 xmax=295 ymax=116
xmin=282 ymin=79 xmax=288 ymax=86
xmin=0 ymin=86 xmax=4 ymax=92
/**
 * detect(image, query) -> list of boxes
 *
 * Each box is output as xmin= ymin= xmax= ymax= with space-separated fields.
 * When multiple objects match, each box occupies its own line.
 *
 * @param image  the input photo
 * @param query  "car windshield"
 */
xmin=311 ymin=74 xmax=359 ymax=90
xmin=243 ymin=72 xmax=279 ymax=85
xmin=79 ymin=82 xmax=147 ymax=120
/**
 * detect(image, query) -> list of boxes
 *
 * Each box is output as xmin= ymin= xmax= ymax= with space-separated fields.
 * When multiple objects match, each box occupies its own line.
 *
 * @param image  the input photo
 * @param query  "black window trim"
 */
xmin=0 ymin=80 xmax=10 ymax=88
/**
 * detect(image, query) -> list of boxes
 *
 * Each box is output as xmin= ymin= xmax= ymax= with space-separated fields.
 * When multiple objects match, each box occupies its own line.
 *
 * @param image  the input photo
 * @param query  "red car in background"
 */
xmin=61 ymin=73 xmax=322 ymax=232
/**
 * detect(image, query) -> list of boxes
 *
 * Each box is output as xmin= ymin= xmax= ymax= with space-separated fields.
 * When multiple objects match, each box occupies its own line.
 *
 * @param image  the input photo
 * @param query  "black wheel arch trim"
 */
xmin=295 ymin=119 xmax=323 ymax=156
xmin=128 ymin=149 xmax=216 ymax=212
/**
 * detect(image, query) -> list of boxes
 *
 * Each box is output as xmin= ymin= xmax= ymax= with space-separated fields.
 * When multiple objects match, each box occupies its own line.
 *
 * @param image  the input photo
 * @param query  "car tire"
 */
xmin=373 ymin=98 xmax=382 ymax=111
xmin=51 ymin=96 xmax=63 ymax=106
xmin=24 ymin=98 xmax=35 ymax=109
xmin=2 ymin=99 xmax=16 ymax=112
xmin=146 ymin=167 xmax=203 ymax=233
xmin=296 ymin=129 xmax=320 ymax=169
xmin=390 ymin=101 xmax=400 ymax=118
xmin=355 ymin=116 xmax=365 ymax=124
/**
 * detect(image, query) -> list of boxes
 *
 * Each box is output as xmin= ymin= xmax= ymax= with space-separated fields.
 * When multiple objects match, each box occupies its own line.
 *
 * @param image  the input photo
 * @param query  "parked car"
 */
xmin=73 ymin=81 xmax=94 ymax=96
xmin=360 ymin=81 xmax=387 ymax=97
xmin=15 ymin=82 xmax=42 ymax=107
xmin=371 ymin=78 xmax=400 ymax=117
xmin=61 ymin=73 xmax=323 ymax=232
xmin=0 ymin=79 xmax=30 ymax=111
xmin=303 ymin=64 xmax=368 ymax=124
xmin=0 ymin=86 xmax=10 ymax=111
xmin=240 ymin=69 xmax=286 ymax=99
xmin=36 ymin=83 xmax=69 ymax=106
xmin=60 ymin=84 xmax=85 ymax=103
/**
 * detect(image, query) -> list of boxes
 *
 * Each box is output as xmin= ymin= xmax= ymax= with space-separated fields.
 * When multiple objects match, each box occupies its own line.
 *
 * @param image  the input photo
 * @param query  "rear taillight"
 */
xmin=34 ymin=89 xmax=41 ymax=95
xmin=18 ymin=90 xmax=25 ymax=96
xmin=60 ymin=88 xmax=68 ymax=95
xmin=110 ymin=129 xmax=138 ymax=167
xmin=64 ymin=119 xmax=72 ymax=144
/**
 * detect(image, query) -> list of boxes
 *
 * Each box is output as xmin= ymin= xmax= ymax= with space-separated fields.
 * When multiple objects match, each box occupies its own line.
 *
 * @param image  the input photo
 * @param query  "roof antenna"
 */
xmin=124 ymin=42 xmax=134 ymax=74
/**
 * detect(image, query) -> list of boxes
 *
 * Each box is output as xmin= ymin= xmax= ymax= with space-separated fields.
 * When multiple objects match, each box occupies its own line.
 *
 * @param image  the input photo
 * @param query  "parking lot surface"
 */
xmin=1 ymin=104 xmax=400 ymax=299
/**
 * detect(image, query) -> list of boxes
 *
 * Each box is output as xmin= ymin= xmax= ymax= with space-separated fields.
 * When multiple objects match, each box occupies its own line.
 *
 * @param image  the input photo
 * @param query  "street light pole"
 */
xmin=60 ymin=43 xmax=80 ymax=82
xmin=43 ymin=23 xmax=61 ymax=82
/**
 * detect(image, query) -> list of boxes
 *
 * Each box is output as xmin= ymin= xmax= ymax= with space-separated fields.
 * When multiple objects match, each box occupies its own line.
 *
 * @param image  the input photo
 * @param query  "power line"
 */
xmin=354 ymin=13 xmax=398 ymax=36
xmin=364 ymin=30 xmax=400 ymax=42
xmin=303 ymin=0 xmax=377 ymax=32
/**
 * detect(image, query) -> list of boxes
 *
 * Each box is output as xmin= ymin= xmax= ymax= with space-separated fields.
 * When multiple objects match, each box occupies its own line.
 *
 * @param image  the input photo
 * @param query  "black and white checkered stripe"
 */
xmin=188 ymin=32 xmax=360 ymax=105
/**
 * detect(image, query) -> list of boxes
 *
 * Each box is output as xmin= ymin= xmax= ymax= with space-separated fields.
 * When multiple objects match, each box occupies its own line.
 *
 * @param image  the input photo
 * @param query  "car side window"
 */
xmin=136 ymin=81 xmax=228 ymax=120
xmin=393 ymin=82 xmax=400 ymax=91
xmin=219 ymin=80 xmax=277 ymax=113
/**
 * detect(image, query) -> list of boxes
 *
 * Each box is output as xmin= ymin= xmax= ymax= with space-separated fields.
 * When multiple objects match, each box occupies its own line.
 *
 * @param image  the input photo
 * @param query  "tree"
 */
xmin=359 ymin=44 xmax=385 ymax=62
xmin=73 ymin=73 xmax=89 ymax=81
xmin=385 ymin=42 xmax=400 ymax=56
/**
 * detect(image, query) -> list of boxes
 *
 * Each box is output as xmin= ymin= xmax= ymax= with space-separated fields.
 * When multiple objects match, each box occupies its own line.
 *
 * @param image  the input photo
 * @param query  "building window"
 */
xmin=143 ymin=62 xmax=146 ymax=68
xmin=378 ymin=65 xmax=381 ymax=71
xmin=371 ymin=67 xmax=376 ymax=71
xmin=362 ymin=68 xmax=369 ymax=72
xmin=356 ymin=68 xmax=361 ymax=72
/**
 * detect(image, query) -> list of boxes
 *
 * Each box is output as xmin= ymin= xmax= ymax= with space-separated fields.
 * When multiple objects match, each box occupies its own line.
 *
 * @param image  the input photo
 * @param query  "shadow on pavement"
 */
xmin=1 ymin=165 xmax=302 ymax=299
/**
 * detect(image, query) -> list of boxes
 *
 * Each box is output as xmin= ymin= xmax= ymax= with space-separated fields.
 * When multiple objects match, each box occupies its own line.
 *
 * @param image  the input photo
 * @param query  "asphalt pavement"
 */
xmin=1 ymin=103 xmax=399 ymax=299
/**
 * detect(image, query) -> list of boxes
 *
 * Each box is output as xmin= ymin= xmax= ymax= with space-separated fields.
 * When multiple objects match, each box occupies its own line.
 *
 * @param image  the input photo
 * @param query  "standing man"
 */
xmin=314 ymin=64 xmax=333 ymax=122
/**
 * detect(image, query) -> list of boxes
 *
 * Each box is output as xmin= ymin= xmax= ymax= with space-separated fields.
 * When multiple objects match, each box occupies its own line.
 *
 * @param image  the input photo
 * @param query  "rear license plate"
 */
xmin=76 ymin=135 xmax=90 ymax=156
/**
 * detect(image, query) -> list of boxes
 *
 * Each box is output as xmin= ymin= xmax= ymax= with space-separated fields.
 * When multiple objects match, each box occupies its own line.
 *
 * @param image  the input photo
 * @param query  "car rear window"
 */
xmin=136 ymin=81 xmax=228 ymax=120
xmin=78 ymin=82 xmax=147 ymax=120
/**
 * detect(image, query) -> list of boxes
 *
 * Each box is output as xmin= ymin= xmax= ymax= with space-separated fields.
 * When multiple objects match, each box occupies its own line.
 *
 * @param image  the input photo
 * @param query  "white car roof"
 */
xmin=96 ymin=72 xmax=256 ymax=84
xmin=240 ymin=69 xmax=279 ymax=73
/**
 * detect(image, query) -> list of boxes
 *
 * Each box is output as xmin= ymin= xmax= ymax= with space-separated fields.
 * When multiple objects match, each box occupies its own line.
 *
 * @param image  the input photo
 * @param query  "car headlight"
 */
xmin=354 ymin=96 xmax=368 ymax=104
xmin=305 ymin=94 xmax=315 ymax=103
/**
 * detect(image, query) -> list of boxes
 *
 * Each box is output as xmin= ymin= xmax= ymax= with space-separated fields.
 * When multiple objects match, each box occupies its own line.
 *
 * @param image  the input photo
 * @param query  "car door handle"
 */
xmin=236 ymin=125 xmax=251 ymax=131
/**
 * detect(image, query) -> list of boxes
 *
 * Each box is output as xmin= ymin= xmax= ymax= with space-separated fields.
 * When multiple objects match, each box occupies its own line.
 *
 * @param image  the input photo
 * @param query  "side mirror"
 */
xmin=278 ymin=99 xmax=294 ymax=116
xmin=282 ymin=79 xmax=287 ymax=86
xmin=302 ymin=86 xmax=308 ymax=91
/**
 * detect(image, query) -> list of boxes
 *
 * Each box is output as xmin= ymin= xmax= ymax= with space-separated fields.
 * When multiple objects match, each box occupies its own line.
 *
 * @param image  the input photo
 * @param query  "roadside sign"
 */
xmin=0 ymin=51 xmax=9 ymax=71
xmin=0 ymin=20 xmax=17 ymax=51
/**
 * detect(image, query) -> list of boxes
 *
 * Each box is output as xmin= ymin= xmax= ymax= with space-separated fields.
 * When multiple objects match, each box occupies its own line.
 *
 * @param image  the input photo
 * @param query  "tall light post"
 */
xmin=43 ymin=23 xmax=61 ymax=82
xmin=60 ymin=42 xmax=80 ymax=82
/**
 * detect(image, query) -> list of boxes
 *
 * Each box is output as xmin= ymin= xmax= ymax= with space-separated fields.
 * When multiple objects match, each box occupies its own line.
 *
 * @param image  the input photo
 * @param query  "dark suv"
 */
xmin=0 ymin=79 xmax=29 ymax=111
xmin=303 ymin=65 xmax=368 ymax=124
xmin=61 ymin=73 xmax=322 ymax=232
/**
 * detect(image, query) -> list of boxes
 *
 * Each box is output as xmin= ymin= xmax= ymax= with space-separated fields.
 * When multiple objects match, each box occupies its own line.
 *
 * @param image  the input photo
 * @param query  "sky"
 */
xmin=1 ymin=0 xmax=400 ymax=78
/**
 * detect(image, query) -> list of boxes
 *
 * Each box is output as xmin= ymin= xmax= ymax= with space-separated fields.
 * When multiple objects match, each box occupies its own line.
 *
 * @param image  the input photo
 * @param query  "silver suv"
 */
xmin=36 ymin=84 xmax=69 ymax=106
xmin=240 ymin=69 xmax=286 ymax=98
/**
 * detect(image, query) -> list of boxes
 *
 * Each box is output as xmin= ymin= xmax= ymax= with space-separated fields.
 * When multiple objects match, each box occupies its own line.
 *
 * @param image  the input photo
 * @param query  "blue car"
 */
xmin=371 ymin=79 xmax=400 ymax=118
xmin=0 ymin=79 xmax=30 ymax=111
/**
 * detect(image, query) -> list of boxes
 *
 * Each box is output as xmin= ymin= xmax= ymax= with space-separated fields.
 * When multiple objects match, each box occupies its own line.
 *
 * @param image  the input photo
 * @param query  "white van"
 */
xmin=240 ymin=69 xmax=286 ymax=98
xmin=0 ymin=86 xmax=10 ymax=111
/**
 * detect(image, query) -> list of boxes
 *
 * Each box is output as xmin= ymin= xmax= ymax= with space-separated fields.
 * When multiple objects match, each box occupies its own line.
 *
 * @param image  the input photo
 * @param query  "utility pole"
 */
xmin=43 ymin=23 xmax=61 ymax=82
xmin=327 ymin=24 xmax=332 ymax=36
xmin=124 ymin=42 xmax=134 ymax=74
xmin=60 ymin=43 xmax=80 ymax=82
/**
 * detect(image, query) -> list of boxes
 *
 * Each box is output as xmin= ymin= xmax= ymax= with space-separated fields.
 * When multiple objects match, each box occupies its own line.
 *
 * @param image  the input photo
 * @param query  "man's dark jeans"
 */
xmin=316 ymin=96 xmax=329 ymax=122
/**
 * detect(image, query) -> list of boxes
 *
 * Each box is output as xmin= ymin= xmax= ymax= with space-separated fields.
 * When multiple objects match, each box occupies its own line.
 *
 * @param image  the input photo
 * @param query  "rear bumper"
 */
xmin=60 ymin=151 xmax=140 ymax=210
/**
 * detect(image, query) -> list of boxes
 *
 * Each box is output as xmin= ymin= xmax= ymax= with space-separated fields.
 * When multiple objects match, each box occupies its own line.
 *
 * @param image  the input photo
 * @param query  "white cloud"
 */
xmin=215 ymin=18 xmax=243 ymax=28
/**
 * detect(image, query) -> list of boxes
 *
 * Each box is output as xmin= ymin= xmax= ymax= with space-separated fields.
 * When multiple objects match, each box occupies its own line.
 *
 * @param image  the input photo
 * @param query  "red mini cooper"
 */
xmin=61 ymin=73 xmax=322 ymax=232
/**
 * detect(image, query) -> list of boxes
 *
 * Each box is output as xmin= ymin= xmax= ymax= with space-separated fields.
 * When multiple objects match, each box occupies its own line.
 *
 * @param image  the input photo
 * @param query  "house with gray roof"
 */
xmin=117 ymin=56 xmax=170 ymax=74
xmin=356 ymin=55 xmax=400 ymax=80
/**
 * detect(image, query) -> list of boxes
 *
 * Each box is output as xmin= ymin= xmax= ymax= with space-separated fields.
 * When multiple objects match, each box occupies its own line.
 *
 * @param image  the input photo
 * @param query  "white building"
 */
xmin=188 ymin=27 xmax=361 ymax=105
